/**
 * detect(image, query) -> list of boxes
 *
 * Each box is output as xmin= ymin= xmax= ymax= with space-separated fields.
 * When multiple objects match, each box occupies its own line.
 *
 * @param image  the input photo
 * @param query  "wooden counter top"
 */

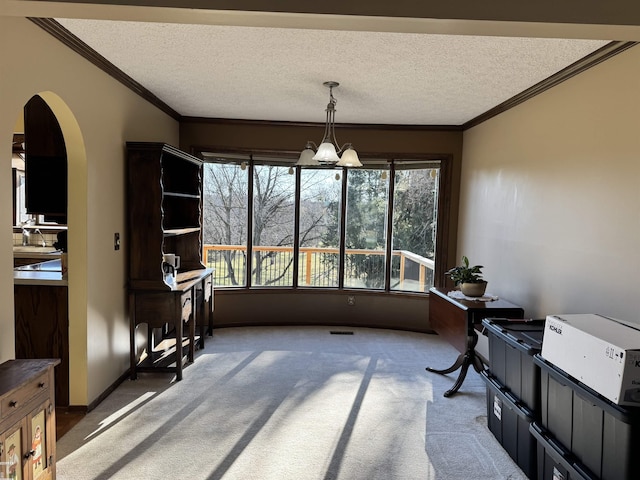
xmin=14 ymin=250 xmax=62 ymax=259
xmin=172 ymin=268 xmax=214 ymax=291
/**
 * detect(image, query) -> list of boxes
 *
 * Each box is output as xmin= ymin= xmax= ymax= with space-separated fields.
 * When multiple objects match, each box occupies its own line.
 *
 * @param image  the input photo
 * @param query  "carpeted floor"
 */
xmin=56 ymin=326 xmax=526 ymax=480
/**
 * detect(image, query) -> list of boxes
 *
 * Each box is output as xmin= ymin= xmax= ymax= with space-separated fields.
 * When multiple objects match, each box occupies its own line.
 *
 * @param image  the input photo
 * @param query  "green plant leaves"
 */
xmin=445 ymin=256 xmax=484 ymax=285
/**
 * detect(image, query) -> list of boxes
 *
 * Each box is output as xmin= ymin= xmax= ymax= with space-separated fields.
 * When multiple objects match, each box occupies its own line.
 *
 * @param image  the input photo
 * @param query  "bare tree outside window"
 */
xmin=203 ymin=162 xmax=248 ymax=286
xmin=298 ymin=168 xmax=342 ymax=287
xmin=251 ymin=164 xmax=295 ymax=286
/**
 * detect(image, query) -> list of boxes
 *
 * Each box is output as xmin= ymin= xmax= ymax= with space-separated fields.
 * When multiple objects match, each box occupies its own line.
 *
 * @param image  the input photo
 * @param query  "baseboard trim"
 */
xmin=86 ymin=369 xmax=131 ymax=412
xmin=56 ymin=404 xmax=88 ymax=414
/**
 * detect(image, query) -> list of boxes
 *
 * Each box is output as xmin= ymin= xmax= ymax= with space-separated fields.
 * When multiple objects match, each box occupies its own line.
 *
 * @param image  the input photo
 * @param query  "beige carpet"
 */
xmin=56 ymin=326 xmax=526 ymax=480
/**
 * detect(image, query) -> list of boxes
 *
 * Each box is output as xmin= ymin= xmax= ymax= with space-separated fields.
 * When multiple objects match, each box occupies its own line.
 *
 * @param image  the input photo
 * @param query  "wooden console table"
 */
xmin=129 ymin=268 xmax=213 ymax=381
xmin=426 ymin=286 xmax=524 ymax=397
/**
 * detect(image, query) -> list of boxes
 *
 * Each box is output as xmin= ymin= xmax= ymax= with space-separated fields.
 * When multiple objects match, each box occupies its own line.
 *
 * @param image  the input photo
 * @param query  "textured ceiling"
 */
xmin=55 ymin=18 xmax=610 ymax=125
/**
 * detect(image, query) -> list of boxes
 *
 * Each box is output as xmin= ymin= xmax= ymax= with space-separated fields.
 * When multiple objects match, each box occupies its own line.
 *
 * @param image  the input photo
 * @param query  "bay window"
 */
xmin=201 ymin=151 xmax=444 ymax=294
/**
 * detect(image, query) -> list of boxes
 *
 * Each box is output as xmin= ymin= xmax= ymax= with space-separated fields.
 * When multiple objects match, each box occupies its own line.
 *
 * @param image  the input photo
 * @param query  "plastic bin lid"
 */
xmin=482 ymin=318 xmax=544 ymax=354
xmin=480 ymin=370 xmax=536 ymax=419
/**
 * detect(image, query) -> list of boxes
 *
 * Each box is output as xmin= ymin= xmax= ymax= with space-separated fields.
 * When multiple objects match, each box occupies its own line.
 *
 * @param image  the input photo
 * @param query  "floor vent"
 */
xmin=330 ymin=331 xmax=354 ymax=335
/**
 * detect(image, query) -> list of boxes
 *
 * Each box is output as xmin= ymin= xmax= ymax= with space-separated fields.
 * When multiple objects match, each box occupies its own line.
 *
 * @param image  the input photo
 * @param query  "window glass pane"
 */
xmin=202 ymin=161 xmax=249 ymax=287
xmin=298 ymin=168 xmax=342 ymax=287
xmin=391 ymin=166 xmax=439 ymax=292
xmin=252 ymin=164 xmax=296 ymax=286
xmin=344 ymin=168 xmax=389 ymax=289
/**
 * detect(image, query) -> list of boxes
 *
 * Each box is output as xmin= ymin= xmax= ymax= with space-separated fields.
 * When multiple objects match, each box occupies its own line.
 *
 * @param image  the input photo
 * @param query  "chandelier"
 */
xmin=296 ymin=81 xmax=362 ymax=167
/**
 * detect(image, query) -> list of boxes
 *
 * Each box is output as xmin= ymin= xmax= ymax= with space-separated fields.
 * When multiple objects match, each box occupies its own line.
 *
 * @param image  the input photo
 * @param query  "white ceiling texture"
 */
xmin=12 ymin=1 xmax=640 ymax=126
xmin=53 ymin=18 xmax=611 ymax=126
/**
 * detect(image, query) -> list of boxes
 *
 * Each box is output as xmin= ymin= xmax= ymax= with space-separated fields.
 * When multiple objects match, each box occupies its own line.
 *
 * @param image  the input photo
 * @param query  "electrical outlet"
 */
xmin=347 ymin=295 xmax=356 ymax=306
xmin=114 ymin=232 xmax=120 ymax=250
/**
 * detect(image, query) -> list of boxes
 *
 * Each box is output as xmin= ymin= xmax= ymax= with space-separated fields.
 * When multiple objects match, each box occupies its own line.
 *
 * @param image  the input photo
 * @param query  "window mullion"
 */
xmin=384 ymin=161 xmax=395 ymax=292
xmin=434 ymin=159 xmax=451 ymax=289
xmin=338 ymin=168 xmax=348 ymax=289
xmin=246 ymin=158 xmax=254 ymax=287
xmin=292 ymin=166 xmax=301 ymax=287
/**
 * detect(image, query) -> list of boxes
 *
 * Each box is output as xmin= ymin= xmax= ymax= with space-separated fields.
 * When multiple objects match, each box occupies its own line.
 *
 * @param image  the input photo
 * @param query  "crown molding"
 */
xmin=29 ymin=17 xmax=181 ymax=121
xmin=463 ymin=40 xmax=638 ymax=129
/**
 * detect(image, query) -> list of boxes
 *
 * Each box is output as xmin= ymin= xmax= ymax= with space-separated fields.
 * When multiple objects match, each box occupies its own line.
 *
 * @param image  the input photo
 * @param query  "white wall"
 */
xmin=0 ymin=16 xmax=179 ymax=405
xmin=460 ymin=45 xmax=640 ymax=322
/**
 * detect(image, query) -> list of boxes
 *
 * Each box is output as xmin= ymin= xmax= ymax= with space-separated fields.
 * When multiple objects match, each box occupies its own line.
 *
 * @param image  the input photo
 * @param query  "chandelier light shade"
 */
xmin=336 ymin=145 xmax=362 ymax=167
xmin=296 ymin=81 xmax=362 ymax=167
xmin=313 ymin=142 xmax=340 ymax=163
xmin=296 ymin=142 xmax=320 ymax=166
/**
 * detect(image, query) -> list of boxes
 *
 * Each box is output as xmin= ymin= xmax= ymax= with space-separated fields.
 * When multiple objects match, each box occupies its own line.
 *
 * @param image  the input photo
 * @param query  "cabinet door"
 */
xmin=0 ymin=418 xmax=27 ymax=480
xmin=26 ymin=401 xmax=54 ymax=480
xmin=14 ymin=286 xmax=70 ymax=408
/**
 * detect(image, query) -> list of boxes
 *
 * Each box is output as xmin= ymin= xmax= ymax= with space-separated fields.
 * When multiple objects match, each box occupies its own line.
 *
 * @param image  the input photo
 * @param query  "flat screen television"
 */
xmin=25 ymin=155 xmax=67 ymax=218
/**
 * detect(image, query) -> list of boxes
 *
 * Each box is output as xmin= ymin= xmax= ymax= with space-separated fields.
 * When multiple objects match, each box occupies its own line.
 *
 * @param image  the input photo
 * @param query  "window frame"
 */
xmin=195 ymin=147 xmax=452 ymax=294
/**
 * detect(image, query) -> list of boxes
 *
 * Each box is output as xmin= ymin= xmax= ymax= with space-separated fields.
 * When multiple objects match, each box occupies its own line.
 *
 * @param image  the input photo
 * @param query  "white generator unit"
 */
xmin=541 ymin=313 xmax=640 ymax=406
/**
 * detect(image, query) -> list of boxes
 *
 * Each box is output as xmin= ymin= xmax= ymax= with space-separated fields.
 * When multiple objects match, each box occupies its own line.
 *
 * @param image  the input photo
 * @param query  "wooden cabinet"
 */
xmin=14 ymin=286 xmax=69 ymax=408
xmin=23 ymin=95 xmax=67 ymax=222
xmin=0 ymin=359 xmax=59 ymax=480
xmin=126 ymin=143 xmax=213 ymax=380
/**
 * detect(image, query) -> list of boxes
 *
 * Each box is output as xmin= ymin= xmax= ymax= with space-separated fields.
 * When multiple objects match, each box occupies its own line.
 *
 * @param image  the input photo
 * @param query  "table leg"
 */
xmin=189 ymin=317 xmax=196 ymax=363
xmin=206 ymin=275 xmax=213 ymax=337
xmin=426 ymin=353 xmax=466 ymax=375
xmin=188 ymin=287 xmax=196 ymax=363
xmin=206 ymin=296 xmax=213 ymax=336
xmin=197 ymin=282 xmax=206 ymax=350
xmin=175 ymin=302 xmax=183 ymax=381
xmin=129 ymin=293 xmax=137 ymax=380
xmin=426 ymin=332 xmax=485 ymax=397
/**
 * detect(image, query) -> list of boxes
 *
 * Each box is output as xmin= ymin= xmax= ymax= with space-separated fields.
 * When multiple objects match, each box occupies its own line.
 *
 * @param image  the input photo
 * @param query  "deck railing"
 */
xmin=203 ymin=245 xmax=435 ymax=292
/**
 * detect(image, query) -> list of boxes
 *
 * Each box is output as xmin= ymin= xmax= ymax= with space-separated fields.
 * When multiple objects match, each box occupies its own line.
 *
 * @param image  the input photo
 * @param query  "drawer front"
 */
xmin=181 ymin=291 xmax=192 ymax=322
xmin=1 ymin=372 xmax=48 ymax=420
xmin=134 ymin=293 xmax=175 ymax=327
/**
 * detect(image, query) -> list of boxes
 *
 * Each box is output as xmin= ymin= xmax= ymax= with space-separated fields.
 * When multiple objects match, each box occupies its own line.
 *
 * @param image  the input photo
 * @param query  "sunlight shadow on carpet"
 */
xmin=56 ymin=326 xmax=527 ymax=480
xmin=83 ymin=391 xmax=157 ymax=441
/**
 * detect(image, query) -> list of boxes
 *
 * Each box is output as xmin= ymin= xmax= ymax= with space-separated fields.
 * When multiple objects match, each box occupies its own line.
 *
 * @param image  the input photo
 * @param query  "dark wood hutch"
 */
xmin=126 ymin=142 xmax=213 ymax=380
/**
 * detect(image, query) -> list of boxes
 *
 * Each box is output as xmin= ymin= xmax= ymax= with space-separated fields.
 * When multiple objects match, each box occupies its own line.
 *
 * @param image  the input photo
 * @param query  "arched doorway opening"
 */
xmin=10 ymin=91 xmax=88 ymax=407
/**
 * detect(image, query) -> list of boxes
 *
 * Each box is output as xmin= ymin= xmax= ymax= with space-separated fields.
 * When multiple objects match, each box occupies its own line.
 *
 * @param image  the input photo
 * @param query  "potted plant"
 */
xmin=445 ymin=256 xmax=487 ymax=297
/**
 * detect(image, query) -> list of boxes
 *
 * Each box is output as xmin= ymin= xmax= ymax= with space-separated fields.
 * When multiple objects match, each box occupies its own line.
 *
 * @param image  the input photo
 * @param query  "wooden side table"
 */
xmin=129 ymin=268 xmax=213 ymax=381
xmin=426 ymin=286 xmax=524 ymax=397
